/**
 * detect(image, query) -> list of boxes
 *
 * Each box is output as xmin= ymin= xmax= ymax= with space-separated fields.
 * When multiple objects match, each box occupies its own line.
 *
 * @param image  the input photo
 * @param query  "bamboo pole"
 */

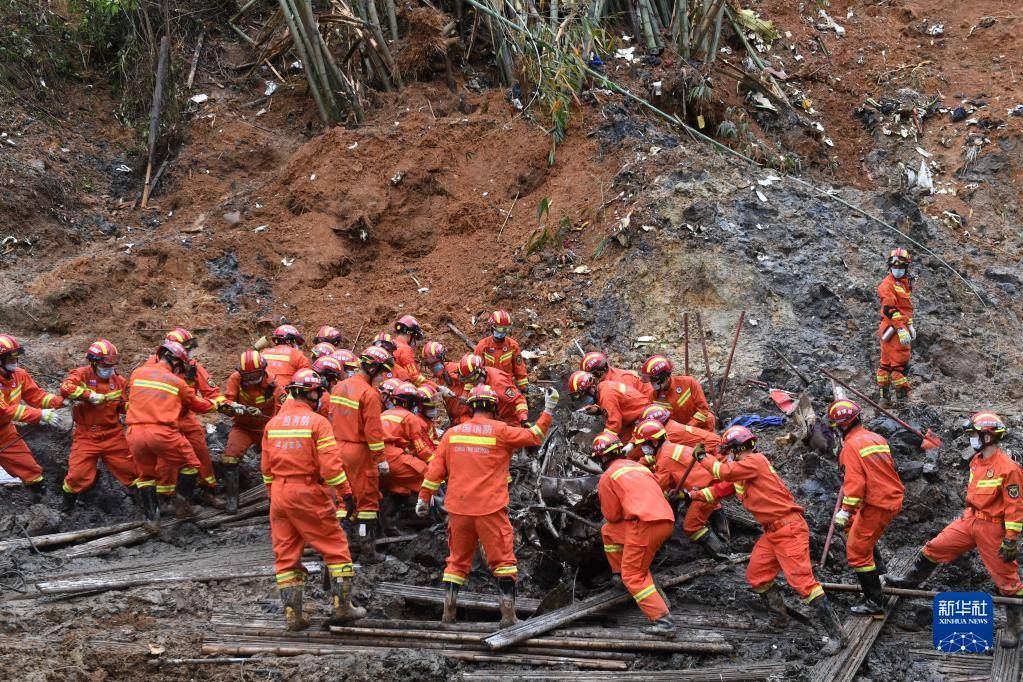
xmin=292 ymin=0 xmax=339 ymax=120
xmin=0 ymin=521 xmax=141 ymax=553
xmin=822 ymin=582 xmax=1023 ymax=607
xmin=706 ymin=1 xmax=725 ymax=63
xmin=316 ymin=30 xmax=367 ymax=122
xmin=278 ymin=0 xmax=331 ymax=124
xmin=714 ymin=310 xmax=745 ymax=411
xmin=186 ymin=30 xmax=204 ymax=89
xmin=694 ymin=312 xmax=717 ymax=407
xmin=384 ymin=0 xmax=399 ymax=41
xmin=637 ymin=0 xmax=659 ymax=49
xmin=141 ymin=35 xmax=170 ymax=209
xmin=362 ymin=0 xmax=402 ymax=87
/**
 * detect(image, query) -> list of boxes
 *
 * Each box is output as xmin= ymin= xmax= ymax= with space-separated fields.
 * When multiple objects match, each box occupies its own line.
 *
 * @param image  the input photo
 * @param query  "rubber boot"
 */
xmin=60 ymin=490 xmax=78 ymax=514
xmin=760 ymin=586 xmax=790 ymax=629
xmin=331 ymin=576 xmax=367 ymax=623
xmin=642 ymin=614 xmax=678 ymax=639
xmin=887 ymin=552 xmax=938 ymax=589
xmin=442 ymin=581 xmax=460 ymax=624
xmin=140 ymin=486 xmax=161 ymax=533
xmin=280 ymin=586 xmax=309 ymax=631
xmin=1001 ymin=605 xmax=1023 ymax=649
xmin=158 ymin=495 xmax=175 ymax=517
xmin=850 ymin=569 xmax=885 ymax=617
xmin=193 ymin=483 xmax=226 ymax=510
xmin=813 ymin=596 xmax=847 ymax=656
xmin=379 ymin=493 xmax=398 ymax=537
xmin=610 ymin=573 xmax=625 ymax=590
xmin=497 ymin=577 xmax=518 ymax=628
xmin=894 ymin=385 xmax=909 ymax=403
xmin=873 ymin=546 xmax=887 ymax=575
xmin=358 ymin=520 xmax=384 ymax=565
xmin=174 ymin=472 xmax=204 ymax=519
xmin=696 ymin=529 xmax=729 ymax=560
xmin=224 ymin=464 xmax=239 ymax=515
xmin=24 ymin=481 xmax=44 ymax=504
xmin=878 ymin=384 xmax=891 ymax=408
xmin=709 ymin=507 xmax=730 ymax=543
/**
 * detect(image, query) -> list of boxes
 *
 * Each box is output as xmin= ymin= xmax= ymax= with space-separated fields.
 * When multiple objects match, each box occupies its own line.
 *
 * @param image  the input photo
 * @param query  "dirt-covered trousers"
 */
xmin=0 ymin=423 xmax=43 ymax=484
xmin=747 ymin=514 xmax=824 ymax=603
xmin=223 ymin=426 xmax=263 ymax=465
xmin=339 ymin=441 xmax=380 ymax=521
xmin=683 ymin=499 xmax=721 ymax=541
xmin=156 ymin=414 xmax=217 ymax=495
xmin=923 ymin=511 xmax=1023 ymax=596
xmin=269 ymin=476 xmax=354 ymax=587
xmin=877 ymin=335 xmax=911 ymax=389
xmin=63 ymin=426 xmax=138 ymax=493
xmin=126 ymin=423 xmax=199 ymax=489
xmin=442 ymin=509 xmax=517 ymax=585
xmin=601 ymin=518 xmax=674 ymax=621
xmin=845 ymin=503 xmax=898 ymax=571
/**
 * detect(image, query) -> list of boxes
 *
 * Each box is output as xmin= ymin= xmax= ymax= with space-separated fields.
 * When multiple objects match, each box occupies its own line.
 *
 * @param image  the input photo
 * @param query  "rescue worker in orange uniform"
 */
xmin=332 ymin=349 xmax=360 ymax=379
xmin=828 ymin=399 xmax=904 ymax=617
xmin=312 ymin=356 xmax=346 ymax=417
xmin=311 ymin=342 xmax=337 ymax=363
xmin=0 ymin=334 xmax=68 ymax=500
xmin=263 ymin=325 xmax=311 ymax=387
xmin=423 ymin=342 xmax=470 ymax=425
xmin=630 ymin=419 xmax=727 ymax=559
xmin=313 ymin=325 xmax=345 ymax=347
xmin=222 ymin=350 xmax=279 ymax=514
xmin=373 ymin=333 xmax=415 ymax=383
xmin=378 ymin=378 xmax=402 ymax=411
xmin=328 ymin=346 xmax=392 ymax=563
xmin=58 ymin=340 xmax=138 ymax=512
xmin=261 ymin=368 xmax=365 ymax=631
xmin=876 ymin=248 xmax=914 ymax=405
xmin=580 ymin=351 xmax=646 ymax=392
xmin=690 ymin=425 xmax=846 ymax=654
xmin=415 ymin=383 xmax=444 ymax=445
xmin=567 ymin=370 xmax=650 ymax=443
xmin=474 ymin=310 xmax=529 ymax=390
xmin=380 ymin=382 xmax=436 ymax=533
xmin=394 ymin=315 xmax=427 ymax=385
xmin=640 ymin=355 xmax=715 ymax=431
xmin=889 ymin=412 xmax=1023 ymax=648
xmin=416 ymin=384 xmax=558 ymax=626
xmin=591 ymin=431 xmax=678 ymax=637
xmin=458 ymin=353 xmax=529 ymax=427
xmin=126 ymin=340 xmax=215 ymax=531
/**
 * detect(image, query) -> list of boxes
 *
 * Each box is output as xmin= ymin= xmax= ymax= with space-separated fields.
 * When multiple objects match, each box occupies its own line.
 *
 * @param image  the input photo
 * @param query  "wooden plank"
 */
xmin=991 ymin=628 xmax=1020 ymax=682
xmin=376 ymin=582 xmax=540 ymax=614
xmin=0 ymin=521 xmax=142 ymax=552
xmin=457 ymin=662 xmax=793 ymax=681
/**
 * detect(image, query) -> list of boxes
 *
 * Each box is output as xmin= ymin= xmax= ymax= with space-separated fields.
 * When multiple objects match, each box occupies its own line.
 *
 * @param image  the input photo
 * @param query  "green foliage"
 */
xmin=69 ymin=0 xmax=138 ymax=66
xmin=525 ymin=198 xmax=567 ymax=255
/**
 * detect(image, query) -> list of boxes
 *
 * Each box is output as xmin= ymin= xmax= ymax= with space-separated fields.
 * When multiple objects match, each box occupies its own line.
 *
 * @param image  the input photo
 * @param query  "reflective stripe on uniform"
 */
xmin=422 ymin=479 xmax=442 ymax=491
xmin=632 ymin=583 xmax=657 ymax=603
xmin=853 ymin=564 xmax=876 ymax=573
xmin=275 ymin=570 xmax=305 ymax=585
xmin=262 ymin=474 xmax=274 ymax=484
xmin=603 ymin=544 xmax=623 ymax=553
xmin=802 ymin=585 xmax=825 ymax=604
xmin=671 ymin=445 xmax=685 ymax=462
xmin=325 ymin=471 xmax=348 ymax=486
xmin=1006 ymin=522 xmax=1023 ymax=532
xmin=711 ymin=461 xmax=722 ymax=479
xmin=356 ymin=511 xmax=378 ymax=520
xmin=443 ymin=573 xmax=466 ymax=585
xmin=842 ymin=496 xmax=861 ymax=507
xmin=450 ymin=435 xmax=497 ymax=446
xmin=382 ymin=414 xmax=404 ymax=423
xmin=316 ymin=436 xmax=338 ymax=450
xmin=327 ymin=563 xmax=355 ymax=577
xmin=976 ymin=478 xmax=1004 ymax=488
xmin=330 ymin=395 xmax=359 ymax=409
xmin=674 ymin=388 xmax=692 ymax=408
xmin=267 ymin=429 xmax=313 ymax=438
xmin=133 ymin=379 xmax=180 ymax=395
xmin=499 ymin=351 xmax=515 ymax=364
xmin=262 ymin=353 xmax=291 ymax=362
xmin=858 ymin=444 xmax=891 ymax=458
xmin=529 ymin=424 xmax=545 ymax=438
xmin=367 ymin=441 xmax=385 ymax=452
xmin=610 ymin=466 xmax=648 ymax=480
xmin=493 ymin=565 xmax=518 ymax=576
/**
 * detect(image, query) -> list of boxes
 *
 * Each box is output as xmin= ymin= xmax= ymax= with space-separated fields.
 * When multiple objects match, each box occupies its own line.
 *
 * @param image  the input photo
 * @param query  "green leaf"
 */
xmin=537 ymin=197 xmax=551 ymax=222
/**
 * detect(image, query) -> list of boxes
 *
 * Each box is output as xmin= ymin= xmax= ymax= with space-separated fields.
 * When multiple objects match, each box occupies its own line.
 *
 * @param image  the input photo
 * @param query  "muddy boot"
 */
xmin=894 ymin=384 xmax=909 ymax=403
xmin=60 ymin=490 xmax=78 ymax=514
xmin=878 ymin=384 xmax=891 ymax=408
xmin=442 ymin=581 xmax=460 ymax=623
xmin=610 ymin=574 xmax=625 ymax=590
xmin=24 ymin=481 xmax=44 ymax=504
xmin=850 ymin=569 xmax=885 ymax=618
xmin=887 ymin=552 xmax=937 ymax=589
xmin=696 ymin=528 xmax=729 ymax=560
xmin=873 ymin=546 xmax=887 ymax=576
xmin=1001 ymin=605 xmax=1023 ymax=649
xmin=813 ymin=596 xmax=847 ymax=656
xmin=158 ymin=495 xmax=175 ymax=516
xmin=174 ymin=472 xmax=204 ymax=519
xmin=224 ymin=464 xmax=239 ymax=515
xmin=642 ymin=615 xmax=678 ymax=639
xmin=280 ymin=586 xmax=309 ymax=631
xmin=378 ymin=493 xmax=398 ymax=537
xmin=709 ymin=508 xmax=730 ymax=543
xmin=358 ymin=521 xmax=384 ymax=565
xmin=760 ymin=585 xmax=790 ymax=629
xmin=330 ymin=576 xmax=367 ymax=623
xmin=193 ymin=485 xmax=226 ymax=510
xmin=497 ymin=577 xmax=518 ymax=628
xmin=127 ymin=485 xmax=142 ymax=508
xmin=139 ymin=485 xmax=161 ymax=533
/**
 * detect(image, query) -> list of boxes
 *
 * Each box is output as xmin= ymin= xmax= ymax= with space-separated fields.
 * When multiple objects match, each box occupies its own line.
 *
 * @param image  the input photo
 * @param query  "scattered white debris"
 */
xmin=755 ymin=189 xmax=768 ymax=202
xmin=115 ymin=164 xmax=132 ymax=173
xmin=572 ymin=265 xmax=592 ymax=275
xmin=615 ymin=46 xmax=637 ymax=62
xmin=915 ymin=146 xmax=931 ymax=158
xmin=281 ymin=257 xmax=295 ymax=267
xmin=310 ymin=173 xmax=316 ymax=181
xmin=823 ymin=137 xmax=835 ymax=147
xmin=915 ymin=158 xmax=934 ymax=194
xmin=189 ymin=93 xmax=209 ymax=104
xmin=926 ymin=23 xmax=944 ymax=36
xmin=347 ymin=142 xmax=359 ymax=150
xmin=757 ymin=174 xmax=781 ymax=186
xmin=641 ymin=224 xmax=656 ymax=232
xmin=253 ymin=225 xmax=268 ymax=233
xmin=818 ymin=10 xmax=846 ymax=37
xmin=390 ymin=171 xmax=404 ymax=185
xmin=264 ymin=81 xmax=279 ymax=97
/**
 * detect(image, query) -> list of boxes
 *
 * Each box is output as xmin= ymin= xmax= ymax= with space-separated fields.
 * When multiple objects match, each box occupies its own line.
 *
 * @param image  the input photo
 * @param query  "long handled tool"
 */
xmin=819 ymin=492 xmax=844 ymax=569
xmin=682 ymin=312 xmax=690 ymax=376
xmin=820 ymin=368 xmax=942 ymax=450
xmin=769 ymin=345 xmax=812 ymax=387
xmin=694 ymin=313 xmax=717 ymax=407
xmin=714 ymin=310 xmax=745 ymax=413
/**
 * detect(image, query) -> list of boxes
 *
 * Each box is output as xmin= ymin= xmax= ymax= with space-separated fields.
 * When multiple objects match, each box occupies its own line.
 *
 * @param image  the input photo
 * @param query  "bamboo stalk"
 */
xmin=637 ymin=0 xmax=659 ymax=49
xmin=822 ymin=582 xmax=1023 ymax=607
xmin=384 ymin=0 xmax=398 ymax=41
xmin=316 ymin=30 xmax=367 ymax=122
xmin=706 ymin=0 xmax=725 ymax=63
xmin=186 ymin=30 xmax=204 ymax=89
xmin=0 ymin=521 xmax=141 ymax=553
xmin=141 ymin=34 xmax=170 ymax=209
xmin=292 ymin=0 xmax=340 ymax=120
xmin=278 ymin=0 xmax=331 ymax=124
xmin=694 ymin=312 xmax=717 ymax=407
xmin=362 ymin=0 xmax=402 ymax=87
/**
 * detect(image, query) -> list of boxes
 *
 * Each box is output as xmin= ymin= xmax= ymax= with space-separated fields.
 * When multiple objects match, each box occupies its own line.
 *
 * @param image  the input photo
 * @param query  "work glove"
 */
xmin=1000 ymin=537 xmax=1019 ymax=563
xmin=342 ymin=494 xmax=356 ymax=519
xmin=543 ymin=387 xmax=560 ymax=411
xmin=520 ymin=419 xmax=532 ymax=428
xmin=909 ymin=324 xmax=917 ymax=341
xmin=437 ymin=385 xmax=456 ymax=399
xmin=86 ymin=393 xmax=107 ymax=405
xmin=245 ymin=405 xmax=263 ymax=417
xmin=415 ymin=498 xmax=430 ymax=518
xmin=834 ymin=509 xmax=852 ymax=529
xmin=377 ymin=459 xmax=390 ymax=476
xmin=897 ymin=327 xmax=912 ymax=346
xmin=40 ymin=409 xmax=72 ymax=431
xmin=693 ymin=445 xmax=708 ymax=462
xmin=621 ymin=443 xmax=635 ymax=457
xmin=642 ymin=452 xmax=656 ymax=466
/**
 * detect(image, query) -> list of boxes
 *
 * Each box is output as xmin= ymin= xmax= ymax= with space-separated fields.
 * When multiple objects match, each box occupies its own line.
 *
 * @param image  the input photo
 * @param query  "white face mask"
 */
xmin=187 ymin=349 xmax=196 ymax=360
xmin=891 ymin=267 xmax=906 ymax=279
xmin=970 ymin=435 xmax=984 ymax=452
xmin=97 ymin=366 xmax=115 ymax=379
xmin=639 ymin=443 xmax=656 ymax=457
xmin=2 ymin=361 xmax=16 ymax=373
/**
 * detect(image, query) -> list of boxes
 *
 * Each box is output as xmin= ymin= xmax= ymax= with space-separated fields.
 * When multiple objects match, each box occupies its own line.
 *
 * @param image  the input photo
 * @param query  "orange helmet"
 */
xmin=580 ymin=351 xmax=609 ymax=375
xmin=489 ymin=310 xmax=512 ymax=328
xmin=86 ymin=339 xmax=120 ymax=366
xmin=966 ymin=412 xmax=1006 ymax=439
xmin=0 ymin=334 xmax=22 ymax=359
xmin=719 ymin=425 xmax=757 ymax=453
xmin=458 ymin=353 xmax=484 ymax=379
xmin=373 ymin=332 xmax=397 ymax=352
xmin=360 ymin=346 xmax=394 ymax=371
xmin=314 ymin=325 xmax=343 ymax=345
xmin=631 ymin=419 xmax=666 ymax=446
xmin=393 ymin=382 xmax=421 ymax=406
xmin=158 ymin=339 xmax=190 ymax=365
xmin=312 ymin=356 xmax=344 ymax=382
xmin=467 ymin=384 xmax=498 ymax=409
xmin=273 ymin=324 xmax=305 ymax=345
xmin=379 ymin=378 xmax=402 ymax=400
xmin=591 ymin=431 xmax=623 ymax=460
xmin=423 ymin=341 xmax=447 ymax=365
xmin=828 ymin=399 xmax=862 ymax=431
xmin=238 ymin=350 xmax=266 ymax=374
xmin=395 ymin=315 xmax=423 ymax=338
xmin=311 ymin=342 xmax=337 ymax=360
xmin=641 ymin=354 xmax=673 ymax=380
xmin=287 ymin=368 xmax=325 ymax=395
xmin=641 ymin=404 xmax=671 ymax=425
xmin=888 ymin=248 xmax=911 ymax=267
xmin=165 ymin=327 xmax=197 ymax=349
xmin=567 ymin=370 xmax=596 ymax=397
xmin=333 ymin=349 xmax=359 ymax=371
xmin=417 ymin=382 xmax=440 ymax=404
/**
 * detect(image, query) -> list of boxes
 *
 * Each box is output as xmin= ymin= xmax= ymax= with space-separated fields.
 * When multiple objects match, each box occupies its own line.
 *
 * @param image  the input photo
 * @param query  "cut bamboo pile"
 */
xmin=991 ymin=631 xmax=1020 ymax=682
xmin=376 ymin=581 xmax=541 ymax=614
xmin=0 ymin=521 xmax=142 ymax=553
xmin=457 ymin=662 xmax=793 ymax=681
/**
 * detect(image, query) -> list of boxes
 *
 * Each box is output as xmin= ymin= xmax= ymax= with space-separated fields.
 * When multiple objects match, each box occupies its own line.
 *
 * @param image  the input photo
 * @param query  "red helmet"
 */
xmin=641 ymin=354 xmax=673 ymax=379
xmin=417 ymin=382 xmax=440 ymax=404
xmin=287 ymin=368 xmax=325 ymax=394
xmin=591 ymin=431 xmax=623 ymax=460
xmin=567 ymin=370 xmax=596 ymax=396
xmin=458 ymin=353 xmax=484 ymax=379
xmin=314 ymin=325 xmax=343 ymax=345
xmin=86 ymin=339 xmax=120 ymax=366
xmin=393 ymin=382 xmax=421 ymax=405
xmin=158 ymin=339 xmax=190 ymax=365
xmin=888 ymin=248 xmax=911 ymax=267
xmin=580 ymin=351 xmax=609 ymax=375
xmin=423 ymin=341 xmax=447 ymax=365
xmin=489 ymin=310 xmax=512 ymax=328
xmin=373 ymin=332 xmax=397 ymax=351
xmin=312 ymin=356 xmax=344 ymax=382
xmin=395 ymin=315 xmax=423 ymax=338
xmin=467 ymin=384 xmax=498 ymax=409
xmin=360 ymin=346 xmax=394 ymax=370
xmin=273 ymin=324 xmax=305 ymax=346
xmin=719 ymin=425 xmax=757 ymax=453
xmin=238 ymin=350 xmax=266 ymax=374
xmin=333 ymin=349 xmax=359 ymax=371
xmin=311 ymin=342 xmax=337 ymax=360
xmin=631 ymin=419 xmax=667 ymax=446
xmin=165 ymin=327 xmax=196 ymax=349
xmin=641 ymin=404 xmax=671 ymax=425
xmin=827 ymin=399 xmax=862 ymax=431
xmin=967 ymin=412 xmax=1007 ymax=439
xmin=379 ymin=378 xmax=402 ymax=399
xmin=0 ymin=334 xmax=22 ymax=359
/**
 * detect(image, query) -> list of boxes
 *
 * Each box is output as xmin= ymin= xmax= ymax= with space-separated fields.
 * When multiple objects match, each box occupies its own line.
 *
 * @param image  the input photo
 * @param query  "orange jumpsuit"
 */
xmin=597 ymin=380 xmax=651 ymax=443
xmin=697 ymin=452 xmax=824 ymax=603
xmin=420 ymin=412 xmax=551 ymax=585
xmin=838 ymin=425 xmax=904 ymax=571
xmin=328 ymin=374 xmax=386 ymax=521
xmin=436 ymin=362 xmax=471 ymax=425
xmin=465 ymin=367 xmax=528 ymax=426
xmin=876 ymin=273 xmax=913 ymax=392
xmin=922 ymin=448 xmax=1023 ymax=596
xmin=393 ymin=338 xmax=426 ymax=386
xmin=598 ymin=458 xmax=676 ymax=621
xmin=125 ymin=363 xmax=213 ymax=491
xmin=154 ymin=360 xmax=224 ymax=494
xmin=380 ymin=406 xmax=435 ymax=495
xmin=475 ymin=335 xmax=528 ymax=389
xmin=0 ymin=370 xmax=52 ymax=484
xmin=652 ymin=441 xmax=719 ymax=541
xmin=605 ymin=365 xmax=646 ymax=393
xmin=663 ymin=419 xmax=721 ymax=453
xmin=59 ymin=367 xmax=137 ymax=493
xmin=263 ymin=344 xmax=311 ymax=388
xmin=643 ymin=375 xmax=715 ymax=431
xmin=261 ymin=398 xmax=354 ymax=587
xmin=222 ymin=371 xmax=279 ymax=464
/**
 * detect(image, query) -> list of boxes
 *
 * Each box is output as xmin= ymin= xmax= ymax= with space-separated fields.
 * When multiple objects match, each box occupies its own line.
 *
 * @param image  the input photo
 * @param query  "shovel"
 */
xmin=820 ymin=369 xmax=943 ymax=450
xmin=746 ymin=379 xmax=797 ymax=415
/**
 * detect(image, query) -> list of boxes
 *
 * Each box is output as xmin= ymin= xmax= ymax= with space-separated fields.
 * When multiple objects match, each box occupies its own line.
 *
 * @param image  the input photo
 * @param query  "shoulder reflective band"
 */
xmin=263 ymin=353 xmax=291 ymax=362
xmin=499 ymin=351 xmax=515 ymax=363
xmin=976 ymin=478 xmax=1004 ymax=488
xmin=610 ymin=466 xmax=648 ymax=480
xmin=316 ymin=436 xmax=338 ymax=450
xmin=422 ymin=479 xmax=442 ymax=491
xmin=450 ymin=435 xmax=497 ymax=446
xmin=858 ymin=444 xmax=891 ymax=457
xmin=671 ymin=445 xmax=685 ymax=462
xmin=382 ymin=414 xmax=405 ymax=423
xmin=674 ymin=388 xmax=692 ymax=408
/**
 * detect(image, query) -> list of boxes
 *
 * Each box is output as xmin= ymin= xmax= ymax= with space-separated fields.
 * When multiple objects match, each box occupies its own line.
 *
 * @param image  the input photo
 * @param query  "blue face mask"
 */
xmin=891 ymin=267 xmax=906 ymax=279
xmin=346 ymin=370 xmax=357 ymax=378
xmin=493 ymin=331 xmax=507 ymax=340
xmin=431 ymin=362 xmax=445 ymax=376
xmin=578 ymin=394 xmax=596 ymax=406
xmin=97 ymin=366 xmax=115 ymax=379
